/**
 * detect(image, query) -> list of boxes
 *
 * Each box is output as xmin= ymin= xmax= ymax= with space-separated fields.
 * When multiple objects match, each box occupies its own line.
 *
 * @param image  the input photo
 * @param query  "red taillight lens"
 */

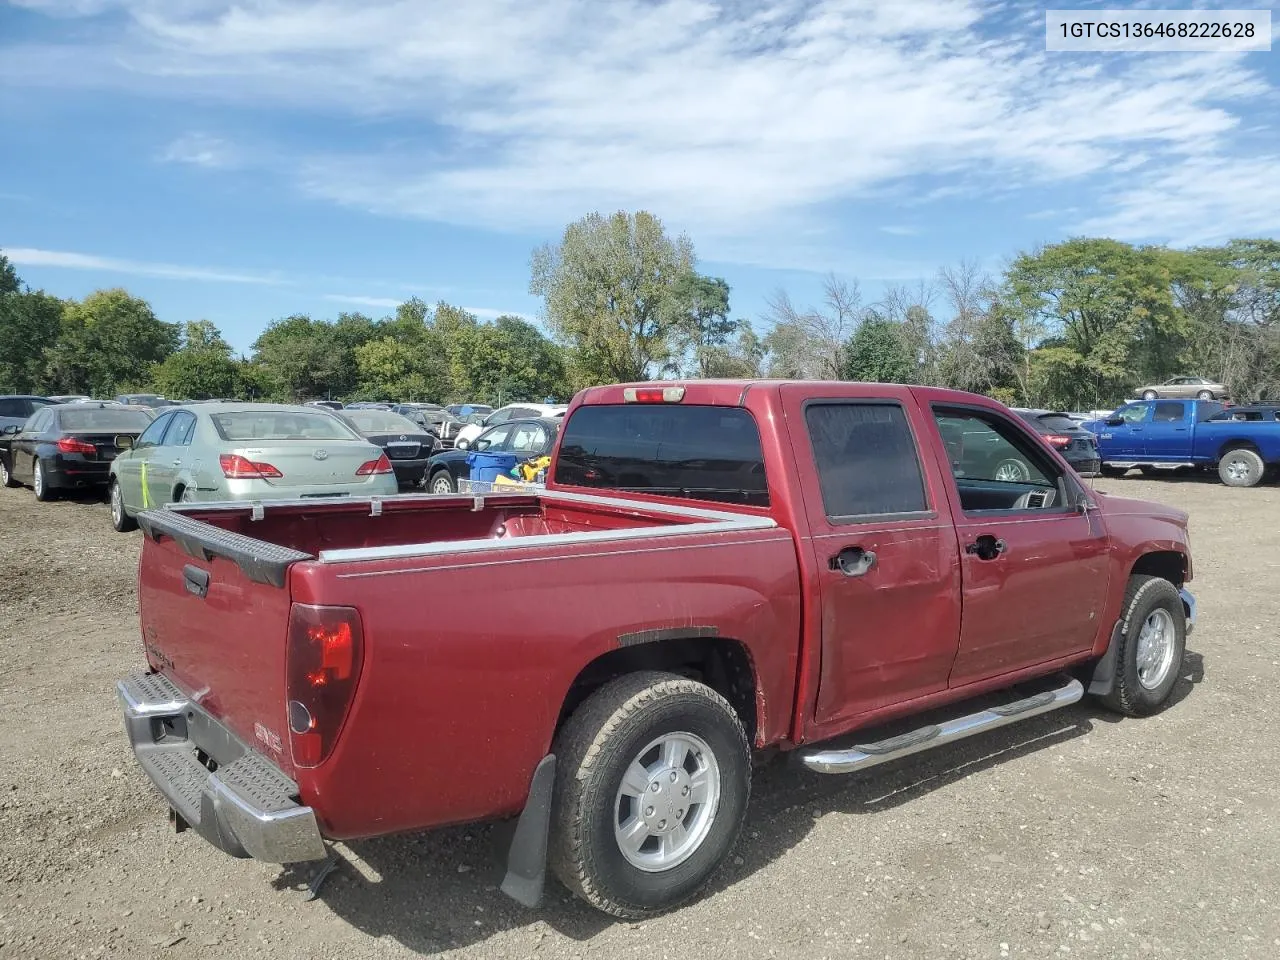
xmin=56 ymin=436 xmax=97 ymax=455
xmin=219 ymin=453 xmax=283 ymax=479
xmin=285 ymin=604 xmax=364 ymax=768
xmin=356 ymin=453 xmax=393 ymax=476
xmin=1045 ymin=435 xmax=1072 ymax=449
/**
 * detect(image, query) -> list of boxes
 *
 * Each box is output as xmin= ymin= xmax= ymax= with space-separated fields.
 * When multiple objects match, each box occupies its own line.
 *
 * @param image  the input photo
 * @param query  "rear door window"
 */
xmin=509 ymin=422 xmax=548 ymax=454
xmin=805 ymin=402 xmax=928 ymax=520
xmin=1153 ymin=401 xmax=1185 ymax=422
xmin=554 ymin=404 xmax=768 ymax=506
xmin=162 ymin=411 xmax=198 ymax=446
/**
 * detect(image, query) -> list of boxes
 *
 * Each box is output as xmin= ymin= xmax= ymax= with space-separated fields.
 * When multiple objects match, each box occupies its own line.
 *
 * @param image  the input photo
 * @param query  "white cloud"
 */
xmin=323 ymin=293 xmax=402 ymax=308
xmin=2 ymin=247 xmax=285 ymax=284
xmin=2 ymin=0 xmax=1277 ymax=260
xmin=879 ymin=226 xmax=920 ymax=237
xmin=160 ymin=132 xmax=238 ymax=169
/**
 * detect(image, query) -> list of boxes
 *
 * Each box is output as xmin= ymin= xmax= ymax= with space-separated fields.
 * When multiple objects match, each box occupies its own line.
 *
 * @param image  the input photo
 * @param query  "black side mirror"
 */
xmin=1105 ymin=417 xmax=1124 ymax=426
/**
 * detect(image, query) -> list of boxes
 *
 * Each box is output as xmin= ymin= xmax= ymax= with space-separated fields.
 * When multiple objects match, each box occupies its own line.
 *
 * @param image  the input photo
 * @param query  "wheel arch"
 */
xmin=556 ymin=636 xmax=761 ymax=748
xmin=1217 ymin=437 xmax=1262 ymax=460
xmin=1129 ymin=549 xmax=1188 ymax=589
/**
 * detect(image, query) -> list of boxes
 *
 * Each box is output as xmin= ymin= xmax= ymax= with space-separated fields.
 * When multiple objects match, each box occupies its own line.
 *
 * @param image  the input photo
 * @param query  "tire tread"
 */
xmin=1100 ymin=574 xmax=1184 ymax=717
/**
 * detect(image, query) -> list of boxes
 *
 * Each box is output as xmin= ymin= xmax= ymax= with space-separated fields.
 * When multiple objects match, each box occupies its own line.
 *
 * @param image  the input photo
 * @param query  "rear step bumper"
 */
xmin=117 ymin=672 xmax=327 ymax=863
xmin=800 ymin=675 xmax=1084 ymax=775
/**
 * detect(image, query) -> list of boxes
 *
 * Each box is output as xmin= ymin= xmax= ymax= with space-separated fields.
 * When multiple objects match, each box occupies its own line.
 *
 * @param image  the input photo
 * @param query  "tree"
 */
xmin=151 ymin=320 xmax=241 ymax=399
xmin=761 ymin=276 xmax=863 ymax=379
xmin=0 ymin=254 xmax=18 ymax=295
xmin=531 ymin=211 xmax=697 ymax=383
xmin=700 ymin=323 xmax=766 ymax=378
xmin=841 ymin=315 xmax=916 ymax=383
xmin=45 ymin=289 xmax=178 ymax=397
xmin=665 ymin=272 xmax=734 ymax=377
xmin=0 ymin=286 xmax=64 ymax=394
xmin=935 ymin=261 xmax=1023 ymax=399
xmin=439 ymin=310 xmax=569 ymax=403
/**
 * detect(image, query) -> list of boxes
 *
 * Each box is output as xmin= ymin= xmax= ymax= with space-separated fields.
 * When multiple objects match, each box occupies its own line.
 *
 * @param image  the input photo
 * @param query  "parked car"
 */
xmin=107 ymin=403 xmax=399 ymax=532
xmin=454 ymin=402 xmax=567 ymax=449
xmin=0 ymin=394 xmax=58 ymax=432
xmin=425 ymin=416 xmax=560 ymax=493
xmin=1083 ymin=398 xmax=1280 ymax=485
xmin=2 ymin=403 xmax=154 ymax=499
xmin=115 ymin=393 xmax=175 ymax=409
xmin=304 ymin=400 xmax=344 ymax=411
xmin=446 ymin=403 xmax=493 ymax=418
xmin=1010 ymin=409 xmax=1101 ymax=476
xmin=118 ymin=380 xmax=1194 ymax=918
xmin=47 ymin=394 xmax=90 ymax=403
xmin=333 ymin=408 xmax=439 ymax=487
xmin=1132 ymin=376 xmax=1228 ymax=401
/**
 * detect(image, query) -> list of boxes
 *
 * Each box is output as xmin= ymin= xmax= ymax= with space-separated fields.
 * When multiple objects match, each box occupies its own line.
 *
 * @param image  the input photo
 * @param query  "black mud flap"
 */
xmin=500 ymin=754 xmax=556 ymax=908
xmin=1088 ymin=620 xmax=1125 ymax=696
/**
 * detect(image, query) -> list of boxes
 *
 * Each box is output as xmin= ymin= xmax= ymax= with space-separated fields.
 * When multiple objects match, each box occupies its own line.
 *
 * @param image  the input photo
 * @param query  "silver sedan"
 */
xmin=108 ymin=402 xmax=399 ymax=532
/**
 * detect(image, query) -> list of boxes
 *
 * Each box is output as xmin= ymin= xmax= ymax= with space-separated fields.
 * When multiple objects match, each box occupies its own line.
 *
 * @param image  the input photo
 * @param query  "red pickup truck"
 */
xmin=117 ymin=381 xmax=1196 ymax=919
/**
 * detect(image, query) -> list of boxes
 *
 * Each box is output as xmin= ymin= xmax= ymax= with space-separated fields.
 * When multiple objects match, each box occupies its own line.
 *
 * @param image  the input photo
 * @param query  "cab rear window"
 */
xmin=554 ymin=404 xmax=769 ymax=506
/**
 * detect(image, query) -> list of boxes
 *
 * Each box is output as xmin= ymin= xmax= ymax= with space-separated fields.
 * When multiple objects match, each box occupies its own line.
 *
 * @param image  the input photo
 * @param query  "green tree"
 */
xmin=700 ymin=322 xmax=766 ymax=378
xmin=0 ymin=288 xmax=65 ymax=394
xmin=665 ymin=272 xmax=734 ymax=377
xmin=0 ymin=254 xmax=18 ymax=295
xmin=530 ymin=210 xmax=697 ymax=383
xmin=45 ymin=289 xmax=178 ymax=397
xmin=252 ymin=315 xmax=344 ymax=401
xmin=152 ymin=320 xmax=240 ymax=399
xmin=841 ymin=315 xmax=915 ymax=383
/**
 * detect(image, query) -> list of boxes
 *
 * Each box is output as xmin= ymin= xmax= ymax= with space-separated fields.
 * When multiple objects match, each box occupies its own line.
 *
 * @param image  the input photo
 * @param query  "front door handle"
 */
xmin=830 ymin=546 xmax=877 ymax=577
xmin=965 ymin=534 xmax=1007 ymax=561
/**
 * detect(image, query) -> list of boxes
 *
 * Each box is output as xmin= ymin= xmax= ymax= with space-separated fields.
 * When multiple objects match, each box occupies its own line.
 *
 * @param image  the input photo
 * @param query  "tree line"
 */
xmin=3 ymin=219 xmax=1278 ymax=411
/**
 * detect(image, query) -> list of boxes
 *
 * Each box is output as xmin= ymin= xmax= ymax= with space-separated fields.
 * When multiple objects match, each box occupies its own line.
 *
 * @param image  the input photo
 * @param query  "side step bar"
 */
xmin=800 ymin=675 xmax=1083 ymax=774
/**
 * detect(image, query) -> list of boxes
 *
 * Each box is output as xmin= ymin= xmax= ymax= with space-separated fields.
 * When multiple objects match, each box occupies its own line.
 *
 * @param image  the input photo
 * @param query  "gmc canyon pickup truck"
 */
xmin=1084 ymin=398 xmax=1280 ymax=486
xmin=117 ymin=381 xmax=1196 ymax=919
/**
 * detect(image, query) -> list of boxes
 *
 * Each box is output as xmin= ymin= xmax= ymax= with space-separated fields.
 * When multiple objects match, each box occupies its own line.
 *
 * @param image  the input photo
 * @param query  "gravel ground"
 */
xmin=1 ymin=476 xmax=1278 ymax=960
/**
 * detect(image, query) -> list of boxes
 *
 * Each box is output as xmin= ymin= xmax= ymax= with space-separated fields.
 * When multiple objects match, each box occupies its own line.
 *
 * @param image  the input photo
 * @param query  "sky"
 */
xmin=1 ymin=0 xmax=1278 ymax=354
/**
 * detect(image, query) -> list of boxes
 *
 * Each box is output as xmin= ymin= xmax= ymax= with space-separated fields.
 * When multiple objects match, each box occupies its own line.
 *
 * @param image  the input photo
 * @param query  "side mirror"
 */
xmin=1105 ymin=417 xmax=1124 ymax=426
xmin=114 ymin=434 xmax=134 ymax=450
xmin=474 ymin=439 xmax=491 ymax=452
xmin=1 ymin=424 xmax=18 ymax=436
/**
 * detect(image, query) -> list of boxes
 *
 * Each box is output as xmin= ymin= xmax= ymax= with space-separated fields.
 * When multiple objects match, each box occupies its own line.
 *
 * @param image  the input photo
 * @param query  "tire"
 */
xmin=1096 ymin=575 xmax=1186 ymax=717
xmin=428 ymin=471 xmax=456 ymax=494
xmin=1142 ymin=390 xmax=1158 ymax=400
xmin=32 ymin=460 xmax=55 ymax=501
xmin=549 ymin=671 xmax=750 ymax=919
xmin=110 ymin=479 xmax=137 ymax=532
xmin=1196 ymin=390 xmax=1213 ymax=401
xmin=993 ymin=458 xmax=1031 ymax=482
xmin=0 ymin=457 xmax=16 ymax=488
xmin=1218 ymin=447 xmax=1264 ymax=487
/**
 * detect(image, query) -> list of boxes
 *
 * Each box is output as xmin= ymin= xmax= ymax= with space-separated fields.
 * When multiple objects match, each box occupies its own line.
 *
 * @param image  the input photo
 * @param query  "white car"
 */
xmin=453 ymin=402 xmax=567 ymax=449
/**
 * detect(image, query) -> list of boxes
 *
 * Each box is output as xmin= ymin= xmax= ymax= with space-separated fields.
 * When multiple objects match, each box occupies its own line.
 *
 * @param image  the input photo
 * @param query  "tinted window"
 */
xmin=212 ymin=411 xmax=359 ymax=441
xmin=1196 ymin=401 xmax=1225 ymax=421
xmin=343 ymin=410 xmax=422 ymax=434
xmin=57 ymin=408 xmax=153 ymax=432
xmin=1153 ymin=401 xmax=1185 ymax=422
xmin=554 ymin=404 xmax=768 ymax=506
xmin=24 ymin=408 xmax=54 ymax=433
xmin=162 ymin=411 xmax=198 ymax=445
xmin=0 ymin=398 xmax=27 ymax=418
xmin=806 ymin=403 xmax=927 ymax=519
xmin=1028 ymin=414 xmax=1080 ymax=433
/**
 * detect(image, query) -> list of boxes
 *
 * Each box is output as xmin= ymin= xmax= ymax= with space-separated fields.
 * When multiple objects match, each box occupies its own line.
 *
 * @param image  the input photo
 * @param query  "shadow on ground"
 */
xmin=277 ymin=651 xmax=1205 ymax=955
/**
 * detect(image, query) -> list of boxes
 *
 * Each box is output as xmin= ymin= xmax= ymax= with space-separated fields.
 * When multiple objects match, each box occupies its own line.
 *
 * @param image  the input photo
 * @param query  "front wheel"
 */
xmin=0 ymin=458 xmax=16 ymax=488
xmin=1219 ymin=448 xmax=1264 ymax=487
xmin=1142 ymin=390 xmax=1158 ymax=400
xmin=1096 ymin=575 xmax=1186 ymax=717
xmin=1196 ymin=390 xmax=1214 ymax=401
xmin=549 ymin=672 xmax=750 ymax=919
xmin=110 ymin=479 xmax=137 ymax=532
xmin=32 ymin=460 xmax=55 ymax=501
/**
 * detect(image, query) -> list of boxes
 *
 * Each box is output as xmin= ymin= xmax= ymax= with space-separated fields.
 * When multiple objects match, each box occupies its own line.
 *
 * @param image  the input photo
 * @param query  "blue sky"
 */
xmin=1 ymin=0 xmax=1278 ymax=354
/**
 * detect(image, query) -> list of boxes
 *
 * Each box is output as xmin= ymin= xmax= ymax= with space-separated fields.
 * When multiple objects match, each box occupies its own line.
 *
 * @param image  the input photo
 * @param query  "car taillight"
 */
xmin=355 ymin=453 xmax=393 ymax=475
xmin=623 ymin=386 xmax=685 ymax=403
xmin=56 ymin=437 xmax=97 ymax=454
xmin=285 ymin=604 xmax=364 ymax=768
xmin=219 ymin=453 xmax=283 ymax=479
xmin=1045 ymin=435 xmax=1073 ymax=449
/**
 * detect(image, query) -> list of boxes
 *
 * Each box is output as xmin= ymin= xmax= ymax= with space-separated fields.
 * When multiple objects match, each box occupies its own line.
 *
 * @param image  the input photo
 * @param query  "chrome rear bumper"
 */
xmin=117 ymin=672 xmax=326 ymax=863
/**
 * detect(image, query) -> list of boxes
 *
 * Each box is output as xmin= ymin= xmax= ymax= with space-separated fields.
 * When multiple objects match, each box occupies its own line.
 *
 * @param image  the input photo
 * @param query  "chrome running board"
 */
xmin=800 ymin=675 xmax=1084 ymax=774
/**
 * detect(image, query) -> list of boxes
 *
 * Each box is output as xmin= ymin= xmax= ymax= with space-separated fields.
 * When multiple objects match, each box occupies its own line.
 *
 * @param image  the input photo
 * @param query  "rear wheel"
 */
xmin=1096 ymin=575 xmax=1186 ymax=717
xmin=1196 ymin=390 xmax=1214 ymax=400
xmin=1218 ymin=448 xmax=1264 ymax=487
xmin=1142 ymin=390 xmax=1158 ymax=400
xmin=428 ymin=471 xmax=456 ymax=494
xmin=0 ymin=458 xmax=16 ymax=488
xmin=32 ymin=460 xmax=55 ymax=501
xmin=549 ymin=672 xmax=750 ymax=919
xmin=110 ymin=479 xmax=137 ymax=532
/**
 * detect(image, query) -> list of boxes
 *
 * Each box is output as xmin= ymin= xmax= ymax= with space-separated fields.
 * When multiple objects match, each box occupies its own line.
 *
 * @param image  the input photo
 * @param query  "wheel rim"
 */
xmin=1225 ymin=456 xmax=1251 ymax=482
xmin=994 ymin=460 xmax=1030 ymax=482
xmin=0 ymin=461 xmax=8 ymax=485
xmin=111 ymin=483 xmax=123 ymax=525
xmin=613 ymin=731 xmax=721 ymax=873
xmin=431 ymin=475 xmax=453 ymax=494
xmin=1143 ymin=391 xmax=1157 ymax=400
xmin=33 ymin=463 xmax=43 ymax=497
xmin=1198 ymin=391 xmax=1212 ymax=400
xmin=1135 ymin=607 xmax=1177 ymax=690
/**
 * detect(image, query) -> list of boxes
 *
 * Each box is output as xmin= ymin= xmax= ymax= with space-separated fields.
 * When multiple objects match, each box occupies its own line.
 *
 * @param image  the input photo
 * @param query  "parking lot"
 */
xmin=1 ymin=475 xmax=1278 ymax=960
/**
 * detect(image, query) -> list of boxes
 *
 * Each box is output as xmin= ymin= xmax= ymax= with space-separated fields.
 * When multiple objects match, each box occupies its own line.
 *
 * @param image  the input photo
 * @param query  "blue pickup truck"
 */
xmin=1084 ymin=399 xmax=1280 ymax=487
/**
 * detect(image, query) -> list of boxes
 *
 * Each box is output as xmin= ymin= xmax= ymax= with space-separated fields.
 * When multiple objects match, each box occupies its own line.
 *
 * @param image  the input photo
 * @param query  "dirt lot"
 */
xmin=1 ymin=476 xmax=1278 ymax=960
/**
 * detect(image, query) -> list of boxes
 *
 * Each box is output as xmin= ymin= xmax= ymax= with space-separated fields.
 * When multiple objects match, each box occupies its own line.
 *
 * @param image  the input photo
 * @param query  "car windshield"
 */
xmin=1029 ymin=414 xmax=1080 ymax=432
xmin=344 ymin=410 xmax=422 ymax=434
xmin=211 ymin=411 xmax=359 ymax=441
xmin=57 ymin=408 xmax=153 ymax=431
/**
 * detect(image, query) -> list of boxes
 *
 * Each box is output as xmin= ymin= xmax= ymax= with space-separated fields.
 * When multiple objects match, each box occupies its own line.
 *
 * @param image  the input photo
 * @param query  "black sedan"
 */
xmin=333 ymin=408 xmax=440 ymax=487
xmin=424 ymin=416 xmax=560 ymax=494
xmin=1013 ymin=409 xmax=1101 ymax=477
xmin=2 ymin=403 xmax=155 ymax=500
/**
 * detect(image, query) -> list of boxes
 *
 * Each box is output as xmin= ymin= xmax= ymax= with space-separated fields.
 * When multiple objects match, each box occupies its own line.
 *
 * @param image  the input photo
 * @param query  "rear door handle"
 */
xmin=830 ymin=546 xmax=877 ymax=577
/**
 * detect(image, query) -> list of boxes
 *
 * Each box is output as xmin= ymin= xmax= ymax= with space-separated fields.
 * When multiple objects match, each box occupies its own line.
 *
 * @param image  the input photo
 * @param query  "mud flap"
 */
xmin=500 ymin=754 xmax=556 ymax=908
xmin=1088 ymin=620 xmax=1124 ymax=696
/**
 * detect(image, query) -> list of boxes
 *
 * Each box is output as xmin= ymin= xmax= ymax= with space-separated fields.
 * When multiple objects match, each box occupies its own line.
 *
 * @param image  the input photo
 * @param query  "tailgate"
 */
xmin=136 ymin=510 xmax=312 ymax=777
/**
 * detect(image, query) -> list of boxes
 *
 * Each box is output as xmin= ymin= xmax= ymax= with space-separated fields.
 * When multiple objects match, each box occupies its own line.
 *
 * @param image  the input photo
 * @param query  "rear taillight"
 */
xmin=355 ymin=453 xmax=393 ymax=476
xmin=56 ymin=437 xmax=96 ymax=455
xmin=285 ymin=604 xmax=364 ymax=768
xmin=1044 ymin=435 xmax=1073 ymax=449
xmin=219 ymin=453 xmax=283 ymax=479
